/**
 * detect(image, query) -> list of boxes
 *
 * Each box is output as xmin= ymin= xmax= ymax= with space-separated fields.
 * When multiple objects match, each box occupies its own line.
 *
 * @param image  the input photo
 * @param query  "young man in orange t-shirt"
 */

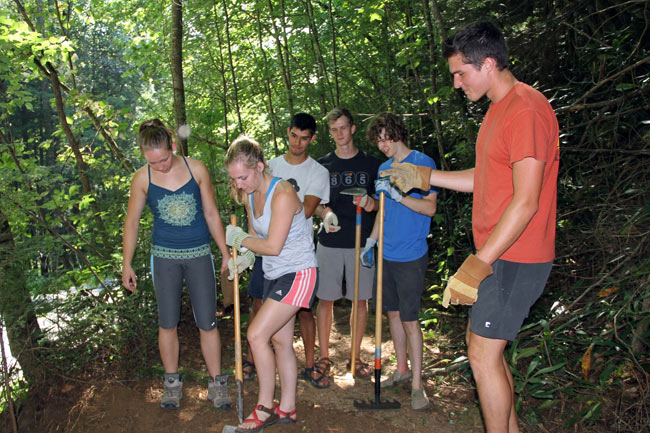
xmin=383 ymin=22 xmax=559 ymax=432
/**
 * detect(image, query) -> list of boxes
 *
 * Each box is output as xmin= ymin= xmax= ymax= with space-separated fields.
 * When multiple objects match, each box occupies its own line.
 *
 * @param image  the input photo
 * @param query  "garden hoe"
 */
xmin=222 ymin=215 xmax=245 ymax=433
xmin=339 ymin=186 xmax=367 ymax=382
xmin=353 ymin=192 xmax=401 ymax=410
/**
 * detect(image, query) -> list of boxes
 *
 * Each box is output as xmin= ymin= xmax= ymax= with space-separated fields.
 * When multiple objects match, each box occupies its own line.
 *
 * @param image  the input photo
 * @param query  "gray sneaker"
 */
xmin=380 ymin=370 xmax=412 ymax=388
xmin=207 ymin=374 xmax=232 ymax=409
xmin=411 ymin=388 xmax=430 ymax=411
xmin=161 ymin=375 xmax=183 ymax=409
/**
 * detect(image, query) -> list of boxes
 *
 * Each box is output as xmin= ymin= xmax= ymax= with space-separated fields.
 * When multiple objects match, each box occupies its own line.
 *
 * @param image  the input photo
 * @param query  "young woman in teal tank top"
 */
xmin=121 ymin=119 xmax=232 ymax=410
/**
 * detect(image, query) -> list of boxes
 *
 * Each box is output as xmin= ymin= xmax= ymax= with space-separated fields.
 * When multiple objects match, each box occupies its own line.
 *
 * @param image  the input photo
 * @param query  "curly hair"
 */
xmin=366 ymin=112 xmax=407 ymax=145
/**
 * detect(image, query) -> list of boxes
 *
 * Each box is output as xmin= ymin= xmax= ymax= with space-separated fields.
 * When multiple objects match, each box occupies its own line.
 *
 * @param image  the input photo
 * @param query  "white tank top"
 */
xmin=250 ymin=177 xmax=317 ymax=280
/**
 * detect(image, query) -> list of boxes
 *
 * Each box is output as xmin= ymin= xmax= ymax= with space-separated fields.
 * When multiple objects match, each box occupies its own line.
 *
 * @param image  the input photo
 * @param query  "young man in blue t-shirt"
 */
xmin=361 ymin=112 xmax=437 ymax=411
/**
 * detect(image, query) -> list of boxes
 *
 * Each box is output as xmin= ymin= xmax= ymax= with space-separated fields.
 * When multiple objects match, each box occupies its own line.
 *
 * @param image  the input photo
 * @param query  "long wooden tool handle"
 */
xmin=350 ymin=204 xmax=362 ymax=376
xmin=374 ymin=193 xmax=385 ymax=377
xmin=230 ymin=215 xmax=243 ymax=384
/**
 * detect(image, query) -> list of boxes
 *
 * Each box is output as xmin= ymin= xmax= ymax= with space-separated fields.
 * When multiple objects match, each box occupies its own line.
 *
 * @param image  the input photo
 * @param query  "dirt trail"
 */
xmin=15 ymin=301 xmax=485 ymax=433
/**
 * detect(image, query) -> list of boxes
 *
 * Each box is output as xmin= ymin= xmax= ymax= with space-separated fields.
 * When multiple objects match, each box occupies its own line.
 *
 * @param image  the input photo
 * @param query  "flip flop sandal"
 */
xmin=235 ymin=404 xmax=278 ymax=433
xmin=274 ymin=403 xmax=297 ymax=425
xmin=346 ymin=359 xmax=372 ymax=378
xmin=242 ymin=360 xmax=256 ymax=382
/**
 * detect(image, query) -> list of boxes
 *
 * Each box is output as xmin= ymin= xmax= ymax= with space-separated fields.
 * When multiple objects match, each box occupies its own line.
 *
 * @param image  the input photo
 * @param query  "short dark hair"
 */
xmin=326 ymin=107 xmax=354 ymax=126
xmin=442 ymin=21 xmax=509 ymax=71
xmin=138 ymin=118 xmax=172 ymax=151
xmin=366 ymin=112 xmax=407 ymax=145
xmin=290 ymin=113 xmax=317 ymax=136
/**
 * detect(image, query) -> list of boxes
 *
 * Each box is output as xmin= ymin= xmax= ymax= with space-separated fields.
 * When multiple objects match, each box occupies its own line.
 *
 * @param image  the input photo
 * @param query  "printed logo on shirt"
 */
xmin=330 ymin=172 xmax=341 ymax=188
xmin=287 ymin=178 xmax=300 ymax=192
xmin=356 ymin=171 xmax=371 ymax=187
xmin=342 ymin=171 xmax=355 ymax=187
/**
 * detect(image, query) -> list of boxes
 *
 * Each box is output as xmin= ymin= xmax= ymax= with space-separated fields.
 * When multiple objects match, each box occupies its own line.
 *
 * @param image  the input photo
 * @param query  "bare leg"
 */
xmin=387 ymin=311 xmax=409 ymax=374
xmin=297 ymin=308 xmax=316 ymax=369
xmin=271 ymin=315 xmax=298 ymax=413
xmin=316 ymin=299 xmax=334 ymax=359
xmin=199 ymin=328 xmax=221 ymax=377
xmin=467 ymin=329 xmax=516 ymax=433
xmin=239 ymin=299 xmax=299 ymax=429
xmin=401 ymin=320 xmax=423 ymax=389
xmin=159 ymin=327 xmax=179 ymax=373
xmin=246 ymin=297 xmax=263 ymax=365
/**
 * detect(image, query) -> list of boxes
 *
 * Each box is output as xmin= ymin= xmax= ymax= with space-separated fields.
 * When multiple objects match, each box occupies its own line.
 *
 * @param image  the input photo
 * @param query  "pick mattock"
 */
xmin=222 ymin=215 xmax=244 ymax=433
xmin=339 ymin=186 xmax=367 ymax=378
xmin=354 ymin=192 xmax=401 ymax=410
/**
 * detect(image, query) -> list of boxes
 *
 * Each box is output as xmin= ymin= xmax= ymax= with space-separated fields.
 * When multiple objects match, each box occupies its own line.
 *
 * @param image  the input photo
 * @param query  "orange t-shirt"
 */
xmin=473 ymin=82 xmax=559 ymax=263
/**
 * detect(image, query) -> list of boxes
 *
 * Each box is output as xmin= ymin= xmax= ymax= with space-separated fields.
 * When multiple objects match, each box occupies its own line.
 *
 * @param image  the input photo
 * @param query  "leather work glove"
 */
xmin=360 ymin=238 xmax=377 ymax=267
xmin=380 ymin=162 xmax=431 ymax=193
xmin=322 ymin=207 xmax=341 ymax=233
xmin=375 ymin=177 xmax=403 ymax=203
xmin=352 ymin=195 xmax=374 ymax=212
xmin=227 ymin=249 xmax=255 ymax=280
xmin=442 ymin=254 xmax=493 ymax=308
xmin=226 ymin=224 xmax=251 ymax=251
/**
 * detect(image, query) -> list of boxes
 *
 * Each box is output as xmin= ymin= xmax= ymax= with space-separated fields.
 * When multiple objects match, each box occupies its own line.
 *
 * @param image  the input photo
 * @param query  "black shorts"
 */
xmin=248 ymin=256 xmax=264 ymax=299
xmin=263 ymin=268 xmax=318 ymax=309
xmin=470 ymin=259 xmax=552 ymax=341
xmin=377 ymin=253 xmax=428 ymax=322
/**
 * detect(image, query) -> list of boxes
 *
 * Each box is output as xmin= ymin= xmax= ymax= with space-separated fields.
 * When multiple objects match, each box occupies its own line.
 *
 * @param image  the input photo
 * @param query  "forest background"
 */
xmin=0 ymin=0 xmax=648 ymax=431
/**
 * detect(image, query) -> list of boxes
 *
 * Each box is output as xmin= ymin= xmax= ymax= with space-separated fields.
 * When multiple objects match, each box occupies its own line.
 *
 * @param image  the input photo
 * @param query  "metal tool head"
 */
xmin=353 ymin=398 xmax=401 ymax=410
xmin=236 ymin=380 xmax=243 ymax=423
xmin=340 ymin=187 xmax=367 ymax=197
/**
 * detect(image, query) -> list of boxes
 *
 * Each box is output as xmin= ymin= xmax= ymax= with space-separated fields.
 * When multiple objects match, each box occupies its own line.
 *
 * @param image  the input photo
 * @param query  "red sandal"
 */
xmin=235 ymin=404 xmax=277 ymax=432
xmin=274 ymin=403 xmax=297 ymax=425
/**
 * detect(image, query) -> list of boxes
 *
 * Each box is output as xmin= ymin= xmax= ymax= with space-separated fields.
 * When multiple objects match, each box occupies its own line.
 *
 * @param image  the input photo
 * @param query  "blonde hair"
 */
xmin=225 ymin=135 xmax=268 ymax=204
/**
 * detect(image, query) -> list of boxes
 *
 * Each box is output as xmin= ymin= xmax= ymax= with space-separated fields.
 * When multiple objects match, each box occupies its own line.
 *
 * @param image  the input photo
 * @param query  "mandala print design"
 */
xmin=158 ymin=192 xmax=197 ymax=226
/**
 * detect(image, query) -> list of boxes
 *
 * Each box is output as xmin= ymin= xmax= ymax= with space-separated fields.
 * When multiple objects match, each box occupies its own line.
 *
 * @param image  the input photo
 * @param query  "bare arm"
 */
xmin=121 ymin=169 xmax=148 ymax=291
xmin=241 ymin=182 xmax=301 ymax=256
xmin=193 ymin=159 xmax=231 ymax=272
xmin=430 ymin=168 xmax=475 ymax=193
xmin=302 ymin=195 xmax=322 ymax=219
xmin=475 ymin=158 xmax=544 ymax=264
xmin=399 ymin=191 xmax=437 ymax=216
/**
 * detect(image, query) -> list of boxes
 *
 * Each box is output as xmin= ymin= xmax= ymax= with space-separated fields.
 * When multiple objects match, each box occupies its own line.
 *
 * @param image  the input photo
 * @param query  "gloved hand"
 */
xmin=442 ymin=254 xmax=493 ymax=308
xmin=375 ymin=177 xmax=403 ymax=203
xmin=360 ymin=238 xmax=377 ymax=267
xmin=227 ymin=250 xmax=255 ymax=280
xmin=322 ymin=207 xmax=341 ymax=233
xmin=226 ymin=224 xmax=251 ymax=251
xmin=352 ymin=195 xmax=374 ymax=212
xmin=380 ymin=162 xmax=431 ymax=193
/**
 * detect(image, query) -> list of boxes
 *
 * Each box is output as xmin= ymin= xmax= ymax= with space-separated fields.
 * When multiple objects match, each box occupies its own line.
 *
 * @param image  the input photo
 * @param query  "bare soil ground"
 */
xmin=9 ymin=299 xmax=490 ymax=433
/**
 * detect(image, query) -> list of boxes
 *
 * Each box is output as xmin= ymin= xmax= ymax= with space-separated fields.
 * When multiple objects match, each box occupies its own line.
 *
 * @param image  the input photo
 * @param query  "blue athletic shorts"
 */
xmin=470 ymin=259 xmax=552 ymax=341
xmin=151 ymin=253 xmax=218 ymax=331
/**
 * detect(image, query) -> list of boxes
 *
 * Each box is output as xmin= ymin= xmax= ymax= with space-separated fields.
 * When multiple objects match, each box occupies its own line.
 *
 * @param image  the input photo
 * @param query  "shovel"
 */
xmin=354 ymin=192 xmax=401 ymax=410
xmin=223 ymin=215 xmax=245 ymax=433
xmin=339 ymin=186 xmax=367 ymax=378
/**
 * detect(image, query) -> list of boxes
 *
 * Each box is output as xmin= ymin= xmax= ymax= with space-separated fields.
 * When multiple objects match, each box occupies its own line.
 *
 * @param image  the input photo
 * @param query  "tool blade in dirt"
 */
xmin=236 ymin=380 xmax=243 ymax=424
xmin=339 ymin=187 xmax=367 ymax=196
xmin=353 ymin=398 xmax=401 ymax=410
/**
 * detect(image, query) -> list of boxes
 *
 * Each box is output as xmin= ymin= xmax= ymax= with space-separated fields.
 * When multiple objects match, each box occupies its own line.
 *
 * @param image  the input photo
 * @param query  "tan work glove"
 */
xmin=442 ymin=254 xmax=493 ymax=308
xmin=380 ymin=162 xmax=431 ymax=193
xmin=322 ymin=207 xmax=341 ymax=233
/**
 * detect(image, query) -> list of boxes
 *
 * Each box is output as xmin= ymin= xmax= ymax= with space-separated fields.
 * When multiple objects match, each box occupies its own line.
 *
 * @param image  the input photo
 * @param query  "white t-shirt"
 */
xmin=269 ymin=155 xmax=330 ymax=233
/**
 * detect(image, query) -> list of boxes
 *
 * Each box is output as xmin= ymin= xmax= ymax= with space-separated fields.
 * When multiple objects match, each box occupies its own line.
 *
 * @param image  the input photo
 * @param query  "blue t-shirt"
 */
xmin=376 ymin=150 xmax=437 ymax=262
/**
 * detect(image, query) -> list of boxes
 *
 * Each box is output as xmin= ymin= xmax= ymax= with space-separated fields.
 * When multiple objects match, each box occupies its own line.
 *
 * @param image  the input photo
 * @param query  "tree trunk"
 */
xmin=327 ymin=0 xmax=340 ymax=106
xmin=267 ymin=0 xmax=294 ymax=115
xmin=256 ymin=9 xmax=280 ymax=154
xmin=0 ymin=208 xmax=44 ymax=386
xmin=46 ymin=62 xmax=109 ymax=250
xmin=222 ymin=0 xmax=244 ymax=133
xmin=171 ymin=0 xmax=188 ymax=156
xmin=303 ymin=0 xmax=334 ymax=107
xmin=211 ymin=0 xmax=230 ymax=143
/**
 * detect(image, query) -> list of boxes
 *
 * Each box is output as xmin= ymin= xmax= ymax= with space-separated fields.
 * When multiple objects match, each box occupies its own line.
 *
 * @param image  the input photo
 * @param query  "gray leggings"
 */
xmin=151 ymin=253 xmax=218 ymax=330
